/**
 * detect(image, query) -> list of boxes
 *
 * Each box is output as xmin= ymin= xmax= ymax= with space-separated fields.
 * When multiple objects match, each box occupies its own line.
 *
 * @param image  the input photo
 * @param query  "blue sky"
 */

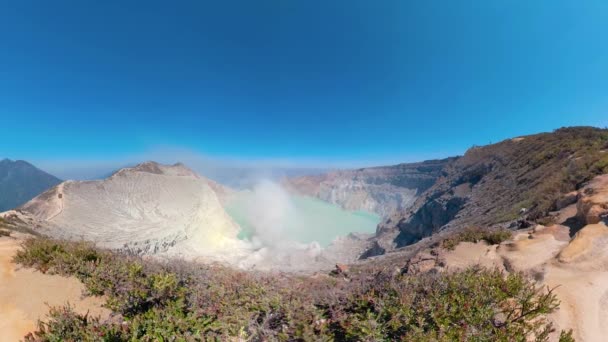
xmin=1 ymin=1 xmax=608 ymax=170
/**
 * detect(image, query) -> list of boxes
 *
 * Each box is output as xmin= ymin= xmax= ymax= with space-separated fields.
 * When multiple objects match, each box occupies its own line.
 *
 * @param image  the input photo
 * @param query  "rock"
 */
xmin=403 ymin=249 xmax=444 ymax=274
xmin=358 ymin=241 xmax=386 ymax=259
xmin=509 ymin=219 xmax=535 ymax=229
xmin=330 ymin=263 xmax=350 ymax=277
xmin=335 ymin=263 xmax=349 ymax=273
xmin=532 ymin=224 xmax=571 ymax=242
xmin=554 ymin=191 xmax=579 ymax=210
xmin=577 ymin=175 xmax=608 ymax=225
xmin=394 ymin=197 xmax=467 ymax=247
xmin=586 ymin=205 xmax=608 ymax=225
xmin=558 ymin=223 xmax=608 ymax=263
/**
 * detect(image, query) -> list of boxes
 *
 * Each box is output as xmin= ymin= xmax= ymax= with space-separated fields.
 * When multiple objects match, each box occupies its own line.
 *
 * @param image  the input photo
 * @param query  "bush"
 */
xmin=444 ymin=127 xmax=608 ymax=226
xmin=442 ymin=226 xmax=513 ymax=250
xmin=24 ymin=306 xmax=126 ymax=341
xmin=17 ymin=237 xmax=570 ymax=341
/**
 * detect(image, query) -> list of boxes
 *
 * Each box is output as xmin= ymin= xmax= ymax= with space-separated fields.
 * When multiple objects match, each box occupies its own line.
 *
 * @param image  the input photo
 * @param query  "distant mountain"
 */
xmin=0 ymin=159 xmax=62 ymax=211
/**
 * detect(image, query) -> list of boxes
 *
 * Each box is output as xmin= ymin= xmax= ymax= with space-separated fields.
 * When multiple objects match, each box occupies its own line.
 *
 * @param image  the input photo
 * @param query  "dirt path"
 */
xmin=0 ymin=235 xmax=110 ymax=341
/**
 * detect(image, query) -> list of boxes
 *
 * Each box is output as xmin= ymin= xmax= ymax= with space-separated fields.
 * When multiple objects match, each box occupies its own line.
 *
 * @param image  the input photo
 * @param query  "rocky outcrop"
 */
xmin=557 ymin=223 xmax=608 ymax=263
xmin=358 ymin=240 xmax=386 ymax=259
xmin=393 ymin=197 xmax=466 ymax=247
xmin=402 ymin=248 xmax=444 ymax=274
xmin=554 ymin=191 xmax=579 ymax=211
xmin=283 ymin=158 xmax=454 ymax=218
xmin=577 ymin=174 xmax=608 ymax=225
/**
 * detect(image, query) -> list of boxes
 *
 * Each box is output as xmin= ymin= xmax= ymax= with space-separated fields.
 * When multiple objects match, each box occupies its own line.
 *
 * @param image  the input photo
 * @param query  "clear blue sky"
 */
xmin=1 ymin=1 xmax=608 ymax=167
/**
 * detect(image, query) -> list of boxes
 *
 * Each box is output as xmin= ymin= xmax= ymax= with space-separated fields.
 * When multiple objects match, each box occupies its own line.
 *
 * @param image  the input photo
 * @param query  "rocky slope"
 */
xmin=11 ymin=162 xmax=248 ymax=261
xmin=369 ymin=127 xmax=608 ymax=254
xmin=413 ymin=225 xmax=607 ymax=342
xmin=351 ymin=174 xmax=608 ymax=341
xmin=282 ymin=158 xmax=454 ymax=218
xmin=0 ymin=159 xmax=61 ymax=211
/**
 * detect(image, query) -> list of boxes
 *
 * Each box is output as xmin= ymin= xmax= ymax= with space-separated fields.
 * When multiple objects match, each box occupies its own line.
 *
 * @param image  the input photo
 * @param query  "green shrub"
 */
xmin=24 ymin=305 xmax=127 ymax=341
xmin=442 ymin=226 xmax=513 ymax=250
xmin=445 ymin=127 xmax=608 ymax=226
xmin=18 ymin=237 xmax=570 ymax=341
xmin=559 ymin=330 xmax=576 ymax=342
xmin=592 ymin=154 xmax=608 ymax=173
xmin=0 ymin=215 xmax=40 ymax=236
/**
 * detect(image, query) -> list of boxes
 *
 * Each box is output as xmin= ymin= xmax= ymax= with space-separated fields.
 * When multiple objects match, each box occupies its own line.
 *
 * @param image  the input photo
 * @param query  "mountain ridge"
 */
xmin=368 ymin=126 xmax=608 ymax=255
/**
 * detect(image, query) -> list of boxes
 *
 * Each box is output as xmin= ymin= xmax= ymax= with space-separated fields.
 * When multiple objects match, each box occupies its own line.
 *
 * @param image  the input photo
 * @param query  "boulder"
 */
xmin=359 ymin=241 xmax=386 ymax=259
xmin=330 ymin=263 xmax=350 ymax=277
xmin=558 ymin=223 xmax=608 ymax=263
xmin=577 ymin=175 xmax=608 ymax=225
xmin=403 ymin=249 xmax=443 ymax=274
xmin=554 ymin=191 xmax=579 ymax=210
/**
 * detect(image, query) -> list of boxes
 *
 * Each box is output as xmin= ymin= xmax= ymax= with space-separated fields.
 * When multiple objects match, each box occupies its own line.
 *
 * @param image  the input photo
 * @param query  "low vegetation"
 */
xmin=491 ymin=127 xmax=608 ymax=222
xmin=15 ymin=237 xmax=573 ymax=341
xmin=0 ymin=214 xmax=41 ymax=236
xmin=441 ymin=226 xmax=513 ymax=250
xmin=393 ymin=127 xmax=608 ymax=248
xmin=450 ymin=127 xmax=608 ymax=225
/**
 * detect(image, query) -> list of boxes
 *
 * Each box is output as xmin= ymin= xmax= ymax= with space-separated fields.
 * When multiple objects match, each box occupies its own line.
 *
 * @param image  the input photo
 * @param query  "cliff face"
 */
xmin=373 ymin=127 xmax=608 ymax=253
xmin=282 ymin=159 xmax=455 ymax=218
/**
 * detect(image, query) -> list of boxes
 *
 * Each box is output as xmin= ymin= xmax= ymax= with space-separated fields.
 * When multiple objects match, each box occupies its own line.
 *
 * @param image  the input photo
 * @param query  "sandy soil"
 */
xmin=543 ymin=265 xmax=608 ymax=342
xmin=441 ymin=223 xmax=608 ymax=342
xmin=439 ymin=175 xmax=608 ymax=342
xmin=0 ymin=235 xmax=110 ymax=341
xmin=443 ymin=242 xmax=505 ymax=271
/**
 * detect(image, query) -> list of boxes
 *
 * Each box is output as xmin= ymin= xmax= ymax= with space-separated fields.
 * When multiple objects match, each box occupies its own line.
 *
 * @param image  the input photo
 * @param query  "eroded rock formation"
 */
xmin=282 ymin=159 xmax=454 ymax=218
xmin=577 ymin=174 xmax=608 ymax=225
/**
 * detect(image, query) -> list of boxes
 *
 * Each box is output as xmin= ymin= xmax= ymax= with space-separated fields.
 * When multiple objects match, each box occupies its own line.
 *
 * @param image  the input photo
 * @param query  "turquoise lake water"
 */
xmin=225 ymin=193 xmax=381 ymax=247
